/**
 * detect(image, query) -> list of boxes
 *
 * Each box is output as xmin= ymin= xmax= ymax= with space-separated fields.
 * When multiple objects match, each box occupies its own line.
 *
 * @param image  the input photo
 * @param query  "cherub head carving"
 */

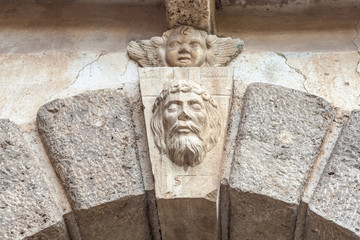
xmin=127 ymin=25 xmax=244 ymax=67
xmin=164 ymin=26 xmax=207 ymax=67
xmin=151 ymin=82 xmax=222 ymax=167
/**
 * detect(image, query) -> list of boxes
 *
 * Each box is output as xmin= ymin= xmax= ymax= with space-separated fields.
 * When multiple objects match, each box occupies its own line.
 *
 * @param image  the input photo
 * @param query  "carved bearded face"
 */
xmin=151 ymin=83 xmax=222 ymax=167
xmin=163 ymin=91 xmax=208 ymax=166
xmin=165 ymin=27 xmax=207 ymax=67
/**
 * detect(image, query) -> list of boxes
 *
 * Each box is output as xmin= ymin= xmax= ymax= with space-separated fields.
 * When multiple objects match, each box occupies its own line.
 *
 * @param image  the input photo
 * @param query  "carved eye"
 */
xmin=169 ymin=41 xmax=180 ymax=48
xmin=167 ymin=103 xmax=179 ymax=112
xmin=191 ymin=103 xmax=202 ymax=110
xmin=190 ymin=41 xmax=200 ymax=48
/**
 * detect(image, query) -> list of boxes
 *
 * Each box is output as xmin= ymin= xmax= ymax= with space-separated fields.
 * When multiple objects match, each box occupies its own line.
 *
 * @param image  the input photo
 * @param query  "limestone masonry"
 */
xmin=1 ymin=0 xmax=360 ymax=239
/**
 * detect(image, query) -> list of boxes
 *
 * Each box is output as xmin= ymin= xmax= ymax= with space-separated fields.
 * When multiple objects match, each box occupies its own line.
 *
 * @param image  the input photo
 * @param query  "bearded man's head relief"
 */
xmin=150 ymin=82 xmax=222 ymax=167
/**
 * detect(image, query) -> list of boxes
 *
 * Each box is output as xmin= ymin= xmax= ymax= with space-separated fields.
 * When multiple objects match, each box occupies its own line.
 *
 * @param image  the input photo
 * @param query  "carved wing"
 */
xmin=207 ymin=36 xmax=244 ymax=67
xmin=127 ymin=37 xmax=164 ymax=67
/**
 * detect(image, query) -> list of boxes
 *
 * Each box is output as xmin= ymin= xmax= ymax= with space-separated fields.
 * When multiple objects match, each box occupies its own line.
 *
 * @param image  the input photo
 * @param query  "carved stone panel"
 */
xmin=140 ymin=67 xmax=233 ymax=239
xmin=127 ymin=25 xmax=243 ymax=67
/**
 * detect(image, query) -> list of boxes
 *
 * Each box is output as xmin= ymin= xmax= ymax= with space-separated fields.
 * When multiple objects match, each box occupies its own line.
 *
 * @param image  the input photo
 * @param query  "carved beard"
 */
xmin=165 ymin=122 xmax=207 ymax=167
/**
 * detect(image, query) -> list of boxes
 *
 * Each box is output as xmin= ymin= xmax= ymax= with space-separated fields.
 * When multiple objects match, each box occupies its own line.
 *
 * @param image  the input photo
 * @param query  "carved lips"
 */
xmin=178 ymin=55 xmax=191 ymax=64
xmin=169 ymin=122 xmax=202 ymax=139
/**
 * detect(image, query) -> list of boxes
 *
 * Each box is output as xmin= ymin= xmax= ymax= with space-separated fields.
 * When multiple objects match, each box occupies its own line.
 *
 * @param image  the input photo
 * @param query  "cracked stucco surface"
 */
xmin=229 ymin=50 xmax=360 ymax=112
xmin=0 ymin=2 xmax=166 ymax=126
xmin=0 ymin=52 xmax=138 ymax=125
xmin=353 ymin=19 xmax=360 ymax=78
xmin=276 ymin=52 xmax=309 ymax=93
xmin=2 ymin=50 xmax=360 ymax=126
xmin=1 ymin=3 xmax=360 ymax=126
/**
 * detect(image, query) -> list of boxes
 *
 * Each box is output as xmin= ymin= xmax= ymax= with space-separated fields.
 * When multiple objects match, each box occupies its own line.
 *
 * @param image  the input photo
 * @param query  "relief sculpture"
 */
xmin=127 ymin=25 xmax=244 ymax=67
xmin=151 ymin=82 xmax=222 ymax=167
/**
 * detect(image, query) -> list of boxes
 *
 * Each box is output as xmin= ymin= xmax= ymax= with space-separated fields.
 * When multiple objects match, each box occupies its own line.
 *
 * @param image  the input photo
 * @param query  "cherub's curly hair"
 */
xmin=162 ymin=25 xmax=208 ymax=39
xmin=151 ymin=82 xmax=222 ymax=153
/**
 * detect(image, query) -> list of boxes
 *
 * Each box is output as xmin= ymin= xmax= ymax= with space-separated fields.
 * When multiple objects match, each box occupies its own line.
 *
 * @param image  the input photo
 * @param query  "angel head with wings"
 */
xmin=127 ymin=25 xmax=244 ymax=67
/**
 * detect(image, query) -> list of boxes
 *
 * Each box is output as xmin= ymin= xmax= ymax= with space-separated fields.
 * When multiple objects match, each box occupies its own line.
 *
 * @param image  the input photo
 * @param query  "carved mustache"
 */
xmin=169 ymin=122 xmax=202 ymax=140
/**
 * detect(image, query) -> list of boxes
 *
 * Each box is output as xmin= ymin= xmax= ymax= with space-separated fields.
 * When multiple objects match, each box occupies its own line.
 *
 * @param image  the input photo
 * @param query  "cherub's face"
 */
xmin=165 ymin=30 xmax=207 ymax=67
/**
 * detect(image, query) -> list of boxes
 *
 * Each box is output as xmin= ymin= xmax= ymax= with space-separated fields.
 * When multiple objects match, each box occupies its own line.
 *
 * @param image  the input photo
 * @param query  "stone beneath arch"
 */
xmin=305 ymin=110 xmax=360 ymax=239
xmin=0 ymin=120 xmax=69 ymax=240
xmin=36 ymin=89 xmax=153 ymax=240
xmin=229 ymin=83 xmax=333 ymax=239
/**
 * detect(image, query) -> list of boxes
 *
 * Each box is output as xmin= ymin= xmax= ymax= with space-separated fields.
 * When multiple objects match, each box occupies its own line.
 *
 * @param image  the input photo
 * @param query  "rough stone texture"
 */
xmin=36 ymin=89 xmax=152 ymax=239
xmin=0 ymin=119 xmax=69 ymax=240
xmin=165 ymin=0 xmax=215 ymax=33
xmin=22 ymin=126 xmax=73 ymax=216
xmin=300 ymin=109 xmax=350 ymax=204
xmin=305 ymin=110 xmax=360 ymax=239
xmin=127 ymin=86 xmax=161 ymax=240
xmin=229 ymin=83 xmax=333 ymax=239
xmin=292 ymin=110 xmax=351 ymax=240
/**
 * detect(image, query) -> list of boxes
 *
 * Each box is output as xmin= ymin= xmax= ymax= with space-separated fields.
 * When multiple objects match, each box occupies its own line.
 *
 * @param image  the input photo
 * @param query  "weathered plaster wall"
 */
xmin=0 ymin=2 xmax=166 ymax=126
xmin=1 ymin=3 xmax=360 ymax=126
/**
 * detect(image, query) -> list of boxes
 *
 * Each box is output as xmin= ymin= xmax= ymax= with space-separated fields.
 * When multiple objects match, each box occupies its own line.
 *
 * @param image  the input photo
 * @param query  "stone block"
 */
xmin=229 ymin=83 xmax=333 ymax=239
xmin=37 ymin=89 xmax=152 ymax=240
xmin=0 ymin=119 xmax=68 ymax=240
xmin=305 ymin=110 xmax=360 ymax=239
xmin=165 ymin=0 xmax=215 ymax=33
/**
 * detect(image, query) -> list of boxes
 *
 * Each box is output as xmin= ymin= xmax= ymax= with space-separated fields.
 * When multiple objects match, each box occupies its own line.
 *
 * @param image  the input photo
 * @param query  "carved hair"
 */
xmin=162 ymin=25 xmax=208 ymax=40
xmin=151 ymin=82 xmax=222 ymax=155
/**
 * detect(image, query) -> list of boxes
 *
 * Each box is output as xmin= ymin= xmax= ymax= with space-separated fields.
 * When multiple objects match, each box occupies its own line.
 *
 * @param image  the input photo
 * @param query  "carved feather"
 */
xmin=127 ymin=37 xmax=164 ymax=67
xmin=207 ymin=36 xmax=244 ymax=67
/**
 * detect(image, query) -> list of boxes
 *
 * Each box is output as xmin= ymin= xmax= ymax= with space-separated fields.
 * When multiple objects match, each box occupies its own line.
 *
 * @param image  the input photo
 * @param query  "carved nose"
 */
xmin=178 ymin=111 xmax=192 ymax=121
xmin=179 ymin=45 xmax=190 ymax=54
